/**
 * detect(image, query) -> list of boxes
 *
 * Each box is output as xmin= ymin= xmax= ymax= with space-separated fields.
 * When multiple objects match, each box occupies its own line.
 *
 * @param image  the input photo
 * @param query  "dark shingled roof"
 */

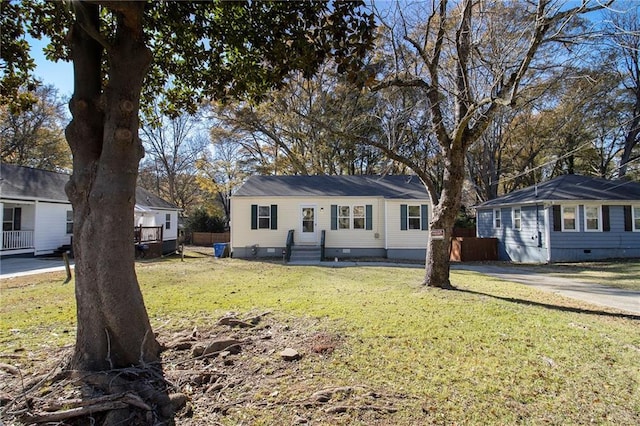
xmin=135 ymin=186 xmax=178 ymax=210
xmin=234 ymin=175 xmax=429 ymax=199
xmin=478 ymin=174 xmax=640 ymax=207
xmin=1 ymin=163 xmax=69 ymax=202
xmin=1 ymin=163 xmax=177 ymax=209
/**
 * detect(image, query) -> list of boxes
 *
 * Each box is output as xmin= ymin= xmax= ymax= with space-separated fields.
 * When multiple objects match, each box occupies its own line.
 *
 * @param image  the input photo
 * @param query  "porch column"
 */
xmin=1 ymin=202 xmax=4 ymax=251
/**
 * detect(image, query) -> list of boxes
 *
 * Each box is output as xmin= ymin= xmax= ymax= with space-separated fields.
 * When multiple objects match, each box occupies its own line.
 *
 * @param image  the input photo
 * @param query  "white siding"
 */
xmin=232 ymin=196 xmax=432 ymax=255
xmin=135 ymin=209 xmax=178 ymax=242
xmin=385 ymin=199 xmax=429 ymax=249
xmin=158 ymin=210 xmax=178 ymax=241
xmin=232 ymin=197 xmax=294 ymax=249
xmin=231 ymin=196 xmax=387 ymax=250
xmin=34 ymin=202 xmax=71 ymax=255
xmin=135 ymin=212 xmax=157 ymax=227
xmin=323 ymin=197 xmax=385 ymax=249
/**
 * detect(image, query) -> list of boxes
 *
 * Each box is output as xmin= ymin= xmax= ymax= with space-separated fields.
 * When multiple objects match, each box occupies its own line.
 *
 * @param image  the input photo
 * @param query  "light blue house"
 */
xmin=476 ymin=174 xmax=640 ymax=263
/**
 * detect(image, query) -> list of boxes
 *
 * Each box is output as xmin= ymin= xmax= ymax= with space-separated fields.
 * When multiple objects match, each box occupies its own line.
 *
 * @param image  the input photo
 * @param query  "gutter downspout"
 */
xmin=544 ymin=203 xmax=552 ymax=263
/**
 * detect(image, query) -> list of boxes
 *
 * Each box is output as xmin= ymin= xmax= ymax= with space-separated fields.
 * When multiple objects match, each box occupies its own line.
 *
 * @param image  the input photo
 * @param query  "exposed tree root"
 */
xmin=1 ymin=312 xmax=402 ymax=425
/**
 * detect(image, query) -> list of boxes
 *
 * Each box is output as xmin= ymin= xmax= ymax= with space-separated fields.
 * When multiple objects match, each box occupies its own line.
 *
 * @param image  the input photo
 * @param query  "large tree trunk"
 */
xmin=619 ymin=94 xmax=640 ymax=178
xmin=65 ymin=2 xmax=160 ymax=371
xmin=423 ymin=146 xmax=466 ymax=289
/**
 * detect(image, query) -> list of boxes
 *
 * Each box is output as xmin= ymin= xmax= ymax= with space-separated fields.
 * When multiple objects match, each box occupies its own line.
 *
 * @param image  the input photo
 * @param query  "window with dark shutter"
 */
xmin=331 ymin=205 xmax=337 ymax=230
xmin=421 ymin=204 xmax=428 ymax=230
xmin=251 ymin=204 xmax=258 ymax=230
xmin=365 ymin=205 xmax=373 ymax=230
xmin=400 ymin=204 xmax=408 ymax=231
xmin=552 ymin=205 xmax=561 ymax=231
xmin=602 ymin=206 xmax=610 ymax=232
xmin=270 ymin=205 xmax=278 ymax=230
xmin=251 ymin=204 xmax=274 ymax=230
xmin=624 ymin=206 xmax=633 ymax=231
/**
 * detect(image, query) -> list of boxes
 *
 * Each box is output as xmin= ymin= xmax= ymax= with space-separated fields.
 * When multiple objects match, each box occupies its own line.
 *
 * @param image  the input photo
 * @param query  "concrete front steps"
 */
xmin=288 ymin=245 xmax=321 ymax=264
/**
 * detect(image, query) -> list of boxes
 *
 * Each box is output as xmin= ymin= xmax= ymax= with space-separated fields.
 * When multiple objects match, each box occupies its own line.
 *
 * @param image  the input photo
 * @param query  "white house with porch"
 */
xmin=1 ymin=163 xmax=180 ymax=257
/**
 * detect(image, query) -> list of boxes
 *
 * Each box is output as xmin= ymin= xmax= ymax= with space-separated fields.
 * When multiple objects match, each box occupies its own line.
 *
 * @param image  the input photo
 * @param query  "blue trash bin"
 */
xmin=213 ymin=243 xmax=228 ymax=258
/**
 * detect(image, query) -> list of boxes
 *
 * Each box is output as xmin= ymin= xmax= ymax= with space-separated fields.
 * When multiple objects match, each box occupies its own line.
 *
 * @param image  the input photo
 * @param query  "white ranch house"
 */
xmin=230 ymin=175 xmax=431 ymax=262
xmin=1 ymin=163 xmax=180 ymax=257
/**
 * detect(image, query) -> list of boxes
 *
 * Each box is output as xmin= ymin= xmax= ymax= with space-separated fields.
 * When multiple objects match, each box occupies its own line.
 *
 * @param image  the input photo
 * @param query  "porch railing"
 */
xmin=134 ymin=226 xmax=163 ymax=243
xmin=2 ymin=230 xmax=34 ymax=250
xmin=285 ymin=229 xmax=294 ymax=262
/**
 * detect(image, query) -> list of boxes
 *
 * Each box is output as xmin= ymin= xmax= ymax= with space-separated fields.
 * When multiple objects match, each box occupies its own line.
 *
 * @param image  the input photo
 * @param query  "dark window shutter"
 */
xmin=624 ymin=205 xmax=632 ymax=231
xmin=602 ymin=205 xmax=610 ymax=232
xmin=251 ymin=204 xmax=258 ymax=230
xmin=270 ymin=205 xmax=278 ymax=230
xmin=14 ymin=207 xmax=21 ymax=231
xmin=331 ymin=205 xmax=337 ymax=230
xmin=421 ymin=204 xmax=428 ymax=230
xmin=365 ymin=204 xmax=373 ymax=230
xmin=553 ymin=205 xmax=561 ymax=231
xmin=400 ymin=204 xmax=408 ymax=231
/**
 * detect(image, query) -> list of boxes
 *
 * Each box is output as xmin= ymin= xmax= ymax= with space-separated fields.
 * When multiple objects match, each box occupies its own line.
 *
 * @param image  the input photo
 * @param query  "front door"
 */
xmin=299 ymin=205 xmax=317 ymax=244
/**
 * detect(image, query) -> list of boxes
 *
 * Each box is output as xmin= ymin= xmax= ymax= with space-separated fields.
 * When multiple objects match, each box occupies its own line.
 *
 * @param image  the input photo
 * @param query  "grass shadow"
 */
xmin=455 ymin=287 xmax=640 ymax=321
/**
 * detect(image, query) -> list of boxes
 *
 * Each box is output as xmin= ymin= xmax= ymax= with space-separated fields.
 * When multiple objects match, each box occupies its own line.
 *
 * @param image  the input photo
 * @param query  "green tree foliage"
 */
xmin=185 ymin=206 xmax=226 ymax=233
xmin=0 ymin=1 xmax=37 ymax=111
xmin=5 ymin=0 xmax=374 ymax=380
xmin=0 ymin=84 xmax=71 ymax=170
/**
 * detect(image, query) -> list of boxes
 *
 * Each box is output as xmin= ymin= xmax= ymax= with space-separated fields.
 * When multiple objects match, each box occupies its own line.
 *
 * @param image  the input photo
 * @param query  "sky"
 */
xmin=28 ymin=36 xmax=74 ymax=98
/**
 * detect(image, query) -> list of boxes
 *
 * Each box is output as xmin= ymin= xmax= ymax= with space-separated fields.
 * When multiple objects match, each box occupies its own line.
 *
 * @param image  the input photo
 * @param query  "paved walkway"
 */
xmin=2 ymin=256 xmax=637 ymax=316
xmin=0 ymin=256 xmax=74 ymax=278
xmin=453 ymin=264 xmax=640 ymax=316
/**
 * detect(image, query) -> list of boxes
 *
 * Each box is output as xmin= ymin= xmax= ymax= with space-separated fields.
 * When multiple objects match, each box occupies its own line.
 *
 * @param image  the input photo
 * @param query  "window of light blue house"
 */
xmin=584 ymin=205 xmax=601 ymax=232
xmin=513 ymin=207 xmax=521 ymax=230
xmin=562 ymin=205 xmax=577 ymax=231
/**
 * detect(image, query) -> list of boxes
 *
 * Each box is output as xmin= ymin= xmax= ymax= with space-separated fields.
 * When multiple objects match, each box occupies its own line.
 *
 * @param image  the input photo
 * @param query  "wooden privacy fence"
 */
xmin=450 ymin=237 xmax=498 ymax=262
xmin=192 ymin=232 xmax=230 ymax=246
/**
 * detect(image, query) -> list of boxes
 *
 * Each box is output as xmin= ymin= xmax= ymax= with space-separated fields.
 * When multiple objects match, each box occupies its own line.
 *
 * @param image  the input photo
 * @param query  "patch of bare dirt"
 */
xmin=1 ymin=312 xmax=402 ymax=425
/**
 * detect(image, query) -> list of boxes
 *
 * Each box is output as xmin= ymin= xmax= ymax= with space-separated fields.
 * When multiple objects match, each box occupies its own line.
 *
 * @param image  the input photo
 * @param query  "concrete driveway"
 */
xmin=0 ymin=256 xmax=74 ymax=279
xmin=453 ymin=264 xmax=640 ymax=316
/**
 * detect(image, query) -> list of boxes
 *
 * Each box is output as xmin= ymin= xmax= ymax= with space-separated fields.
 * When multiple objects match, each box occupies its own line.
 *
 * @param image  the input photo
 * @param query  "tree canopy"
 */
xmin=0 ymin=84 xmax=71 ymax=170
xmin=1 ymin=0 xmax=375 ymax=388
xmin=365 ymin=0 xmax=614 ymax=287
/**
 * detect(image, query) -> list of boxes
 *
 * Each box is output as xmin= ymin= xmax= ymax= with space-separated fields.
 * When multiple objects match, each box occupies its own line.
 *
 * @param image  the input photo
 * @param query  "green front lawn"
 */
xmin=1 ymin=252 xmax=638 ymax=425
